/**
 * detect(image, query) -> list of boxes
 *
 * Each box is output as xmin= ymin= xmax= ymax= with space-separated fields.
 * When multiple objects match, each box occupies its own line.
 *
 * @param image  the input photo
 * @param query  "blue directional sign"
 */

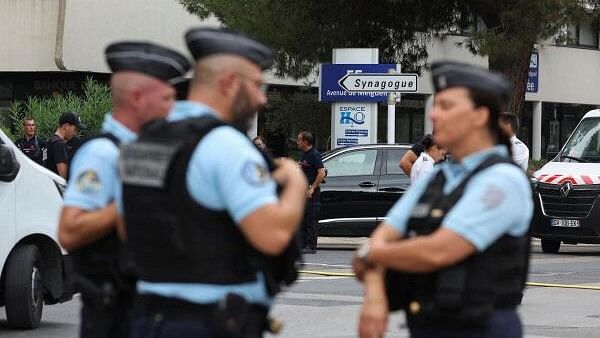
xmin=319 ymin=63 xmax=398 ymax=102
xmin=526 ymin=53 xmax=538 ymax=93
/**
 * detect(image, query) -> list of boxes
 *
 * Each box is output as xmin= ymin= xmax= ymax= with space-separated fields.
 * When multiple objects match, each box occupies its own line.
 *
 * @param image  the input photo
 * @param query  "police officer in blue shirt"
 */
xmin=353 ymin=62 xmax=533 ymax=338
xmin=119 ymin=28 xmax=307 ymax=338
xmin=58 ymin=42 xmax=190 ymax=338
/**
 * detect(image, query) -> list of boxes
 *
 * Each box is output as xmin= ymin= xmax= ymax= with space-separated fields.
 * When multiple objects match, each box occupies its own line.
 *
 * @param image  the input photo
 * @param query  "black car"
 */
xmin=318 ymin=144 xmax=412 ymax=237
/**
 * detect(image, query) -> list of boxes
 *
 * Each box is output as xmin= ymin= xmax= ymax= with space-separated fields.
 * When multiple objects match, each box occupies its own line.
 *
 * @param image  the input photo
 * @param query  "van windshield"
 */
xmin=558 ymin=117 xmax=600 ymax=163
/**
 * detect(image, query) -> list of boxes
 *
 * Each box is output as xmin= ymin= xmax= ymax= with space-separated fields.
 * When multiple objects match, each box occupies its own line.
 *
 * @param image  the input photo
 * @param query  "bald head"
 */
xmin=109 ymin=71 xmax=176 ymax=132
xmin=111 ymin=72 xmax=164 ymax=107
xmin=190 ymin=55 xmax=258 ymax=88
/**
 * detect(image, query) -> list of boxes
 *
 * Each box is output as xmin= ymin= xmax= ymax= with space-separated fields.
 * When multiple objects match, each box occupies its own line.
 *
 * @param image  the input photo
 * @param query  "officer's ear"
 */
xmin=472 ymin=106 xmax=490 ymax=130
xmin=218 ymin=72 xmax=242 ymax=98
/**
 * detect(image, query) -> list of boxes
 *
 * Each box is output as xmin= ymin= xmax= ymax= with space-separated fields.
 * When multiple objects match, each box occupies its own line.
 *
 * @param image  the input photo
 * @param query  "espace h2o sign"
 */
xmin=335 ymin=104 xmax=371 ymax=146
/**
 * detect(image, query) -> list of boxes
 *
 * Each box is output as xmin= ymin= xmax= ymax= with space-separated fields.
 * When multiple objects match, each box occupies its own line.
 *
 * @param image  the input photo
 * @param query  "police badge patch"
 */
xmin=241 ymin=161 xmax=270 ymax=185
xmin=76 ymin=170 xmax=101 ymax=193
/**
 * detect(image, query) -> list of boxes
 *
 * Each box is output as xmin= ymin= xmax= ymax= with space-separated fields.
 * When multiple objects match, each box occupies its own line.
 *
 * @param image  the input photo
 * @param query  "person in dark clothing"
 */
xmin=15 ymin=118 xmax=47 ymax=165
xmin=297 ymin=131 xmax=327 ymax=254
xmin=46 ymin=112 xmax=84 ymax=179
xmin=66 ymin=136 xmax=84 ymax=166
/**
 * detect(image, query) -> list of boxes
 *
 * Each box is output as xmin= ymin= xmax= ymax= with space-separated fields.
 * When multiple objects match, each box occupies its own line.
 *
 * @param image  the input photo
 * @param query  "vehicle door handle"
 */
xmin=358 ymin=182 xmax=376 ymax=188
xmin=378 ymin=187 xmax=405 ymax=192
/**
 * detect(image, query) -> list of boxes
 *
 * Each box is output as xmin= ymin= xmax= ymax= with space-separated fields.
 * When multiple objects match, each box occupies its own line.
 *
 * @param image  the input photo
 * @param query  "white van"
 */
xmin=0 ymin=129 xmax=72 ymax=328
xmin=532 ymin=109 xmax=600 ymax=253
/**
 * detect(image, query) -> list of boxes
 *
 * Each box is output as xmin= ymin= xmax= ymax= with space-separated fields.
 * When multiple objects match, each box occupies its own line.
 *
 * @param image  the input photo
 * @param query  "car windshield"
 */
xmin=558 ymin=117 xmax=600 ymax=163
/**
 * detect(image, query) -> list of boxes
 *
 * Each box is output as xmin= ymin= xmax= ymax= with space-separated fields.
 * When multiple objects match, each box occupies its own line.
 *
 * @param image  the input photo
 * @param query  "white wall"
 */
xmin=526 ymin=45 xmax=600 ymax=105
xmin=60 ymin=0 xmax=219 ymax=73
xmin=0 ymin=0 xmax=60 ymax=71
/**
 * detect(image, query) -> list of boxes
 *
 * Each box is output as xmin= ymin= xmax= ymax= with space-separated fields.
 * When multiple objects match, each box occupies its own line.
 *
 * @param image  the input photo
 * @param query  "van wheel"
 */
xmin=541 ymin=239 xmax=561 ymax=254
xmin=4 ymin=244 xmax=44 ymax=329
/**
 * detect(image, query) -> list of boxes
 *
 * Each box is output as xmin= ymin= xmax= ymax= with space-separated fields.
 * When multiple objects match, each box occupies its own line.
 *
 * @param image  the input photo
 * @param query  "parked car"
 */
xmin=0 ymin=129 xmax=72 ymax=329
xmin=318 ymin=144 xmax=411 ymax=236
xmin=531 ymin=109 xmax=600 ymax=253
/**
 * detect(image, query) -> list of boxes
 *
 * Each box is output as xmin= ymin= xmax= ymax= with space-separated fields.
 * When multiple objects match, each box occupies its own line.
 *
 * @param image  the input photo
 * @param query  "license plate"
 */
xmin=551 ymin=219 xmax=580 ymax=227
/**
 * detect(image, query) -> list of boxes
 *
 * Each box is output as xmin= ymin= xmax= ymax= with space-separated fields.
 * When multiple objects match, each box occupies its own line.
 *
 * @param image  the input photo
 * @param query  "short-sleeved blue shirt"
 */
xmin=63 ymin=114 xmax=136 ymax=210
xmin=385 ymin=146 xmax=532 ymax=251
xmin=135 ymin=101 xmax=278 ymax=306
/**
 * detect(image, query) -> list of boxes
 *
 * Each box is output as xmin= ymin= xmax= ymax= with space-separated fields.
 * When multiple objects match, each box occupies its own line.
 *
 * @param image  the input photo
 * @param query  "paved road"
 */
xmin=2 ymin=239 xmax=600 ymax=337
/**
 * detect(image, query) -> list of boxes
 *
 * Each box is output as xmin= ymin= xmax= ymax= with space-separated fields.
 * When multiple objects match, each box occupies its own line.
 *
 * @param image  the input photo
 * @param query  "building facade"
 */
xmin=1 ymin=0 xmax=599 ymax=158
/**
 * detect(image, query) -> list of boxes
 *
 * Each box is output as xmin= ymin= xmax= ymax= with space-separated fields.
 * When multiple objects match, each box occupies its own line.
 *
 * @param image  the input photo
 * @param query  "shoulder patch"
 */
xmin=241 ymin=161 xmax=270 ymax=186
xmin=76 ymin=170 xmax=102 ymax=193
xmin=482 ymin=185 xmax=506 ymax=209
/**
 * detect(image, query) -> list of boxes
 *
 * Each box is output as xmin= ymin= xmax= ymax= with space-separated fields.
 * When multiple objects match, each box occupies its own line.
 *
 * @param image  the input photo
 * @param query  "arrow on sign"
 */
xmin=338 ymin=73 xmax=418 ymax=93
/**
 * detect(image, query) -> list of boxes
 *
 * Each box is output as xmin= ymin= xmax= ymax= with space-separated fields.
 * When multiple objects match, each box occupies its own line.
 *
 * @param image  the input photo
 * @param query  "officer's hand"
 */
xmin=272 ymin=158 xmax=307 ymax=187
xmin=359 ymin=297 xmax=389 ymax=338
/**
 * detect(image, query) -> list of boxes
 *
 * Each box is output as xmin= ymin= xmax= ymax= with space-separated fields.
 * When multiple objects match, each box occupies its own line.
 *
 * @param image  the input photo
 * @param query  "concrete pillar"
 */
xmin=247 ymin=113 xmax=258 ymax=139
xmin=424 ymin=94 xmax=434 ymax=135
xmin=532 ymin=101 xmax=542 ymax=160
xmin=387 ymin=94 xmax=396 ymax=144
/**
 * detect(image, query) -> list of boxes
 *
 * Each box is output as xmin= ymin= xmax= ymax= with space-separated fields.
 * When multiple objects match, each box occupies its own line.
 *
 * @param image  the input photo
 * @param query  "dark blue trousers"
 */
xmin=409 ymin=309 xmax=522 ymax=338
xmin=131 ymin=315 xmax=216 ymax=338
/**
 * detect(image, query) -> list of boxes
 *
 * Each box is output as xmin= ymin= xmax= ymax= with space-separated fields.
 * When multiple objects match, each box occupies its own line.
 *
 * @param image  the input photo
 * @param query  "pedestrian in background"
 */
xmin=399 ymin=134 xmax=429 ymax=175
xmin=297 ymin=131 xmax=326 ymax=254
xmin=410 ymin=134 xmax=446 ymax=183
xmin=499 ymin=112 xmax=529 ymax=171
xmin=354 ymin=61 xmax=532 ymax=338
xmin=15 ymin=117 xmax=46 ymax=165
xmin=46 ymin=112 xmax=84 ymax=179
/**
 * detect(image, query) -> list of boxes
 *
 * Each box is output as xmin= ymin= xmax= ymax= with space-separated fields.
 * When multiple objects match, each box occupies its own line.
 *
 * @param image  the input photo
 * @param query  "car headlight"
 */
xmin=530 ymin=177 xmax=538 ymax=190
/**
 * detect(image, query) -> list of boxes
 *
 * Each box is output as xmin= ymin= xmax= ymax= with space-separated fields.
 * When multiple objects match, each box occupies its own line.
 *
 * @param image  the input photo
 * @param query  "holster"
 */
xmin=214 ymin=293 xmax=269 ymax=338
xmin=71 ymin=275 xmax=117 ymax=310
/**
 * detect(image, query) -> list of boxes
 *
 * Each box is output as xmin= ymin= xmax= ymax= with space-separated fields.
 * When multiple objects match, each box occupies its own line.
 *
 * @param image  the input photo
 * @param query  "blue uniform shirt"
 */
xmin=63 ymin=114 xmax=136 ymax=210
xmin=136 ymin=101 xmax=278 ymax=306
xmin=385 ymin=146 xmax=532 ymax=251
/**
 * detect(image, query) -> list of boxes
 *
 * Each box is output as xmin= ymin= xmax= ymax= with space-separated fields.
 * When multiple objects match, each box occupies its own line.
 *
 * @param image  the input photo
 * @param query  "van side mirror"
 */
xmin=0 ymin=144 xmax=20 ymax=182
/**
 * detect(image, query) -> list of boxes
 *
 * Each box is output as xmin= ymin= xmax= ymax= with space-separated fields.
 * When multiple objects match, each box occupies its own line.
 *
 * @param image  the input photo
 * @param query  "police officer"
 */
xmin=15 ymin=118 xmax=47 ymax=165
xmin=58 ymin=42 xmax=190 ymax=338
xmin=353 ymin=61 xmax=533 ymax=338
xmin=119 ymin=27 xmax=307 ymax=338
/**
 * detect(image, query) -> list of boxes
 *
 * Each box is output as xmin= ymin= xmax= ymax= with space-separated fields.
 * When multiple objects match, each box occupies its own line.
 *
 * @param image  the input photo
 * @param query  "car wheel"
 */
xmin=541 ymin=239 xmax=561 ymax=254
xmin=4 ymin=244 xmax=44 ymax=329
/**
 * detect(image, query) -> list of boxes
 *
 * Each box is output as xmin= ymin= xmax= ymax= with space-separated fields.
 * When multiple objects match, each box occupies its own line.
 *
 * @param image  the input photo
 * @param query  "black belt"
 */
xmin=135 ymin=294 xmax=218 ymax=319
xmin=135 ymin=294 xmax=269 ymax=338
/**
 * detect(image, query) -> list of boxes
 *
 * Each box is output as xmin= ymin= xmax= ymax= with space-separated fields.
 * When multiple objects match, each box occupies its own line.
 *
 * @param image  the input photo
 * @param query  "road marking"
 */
xmin=279 ymin=292 xmax=363 ymax=302
xmin=299 ymin=269 xmax=600 ymax=291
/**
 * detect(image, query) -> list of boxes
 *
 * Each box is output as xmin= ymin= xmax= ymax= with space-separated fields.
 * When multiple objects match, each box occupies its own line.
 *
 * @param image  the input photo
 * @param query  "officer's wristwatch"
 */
xmin=356 ymin=242 xmax=372 ymax=266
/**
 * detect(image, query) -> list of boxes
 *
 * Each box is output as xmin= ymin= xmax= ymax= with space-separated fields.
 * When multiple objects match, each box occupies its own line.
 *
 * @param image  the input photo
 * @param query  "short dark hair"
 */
xmin=467 ymin=89 xmax=512 ymax=158
xmin=22 ymin=117 xmax=35 ymax=125
xmin=499 ymin=112 xmax=518 ymax=132
xmin=298 ymin=131 xmax=314 ymax=146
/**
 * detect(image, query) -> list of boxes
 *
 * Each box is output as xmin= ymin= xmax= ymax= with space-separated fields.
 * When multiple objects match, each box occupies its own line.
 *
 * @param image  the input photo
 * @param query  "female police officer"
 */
xmin=354 ymin=61 xmax=533 ymax=338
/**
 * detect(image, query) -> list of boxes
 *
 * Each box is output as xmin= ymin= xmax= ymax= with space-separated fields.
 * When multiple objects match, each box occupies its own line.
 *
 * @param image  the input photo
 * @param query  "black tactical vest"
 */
xmin=70 ymin=133 xmax=130 ymax=284
xmin=120 ymin=116 xmax=261 ymax=284
xmin=385 ymin=155 xmax=531 ymax=328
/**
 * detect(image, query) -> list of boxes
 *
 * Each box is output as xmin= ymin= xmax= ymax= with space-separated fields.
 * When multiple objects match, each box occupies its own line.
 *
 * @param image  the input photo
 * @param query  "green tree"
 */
xmin=179 ymin=0 xmax=598 ymax=116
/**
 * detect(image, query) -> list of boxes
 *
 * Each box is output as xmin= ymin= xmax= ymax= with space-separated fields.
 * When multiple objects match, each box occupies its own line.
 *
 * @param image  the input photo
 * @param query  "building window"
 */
xmin=565 ymin=18 xmax=599 ymax=49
